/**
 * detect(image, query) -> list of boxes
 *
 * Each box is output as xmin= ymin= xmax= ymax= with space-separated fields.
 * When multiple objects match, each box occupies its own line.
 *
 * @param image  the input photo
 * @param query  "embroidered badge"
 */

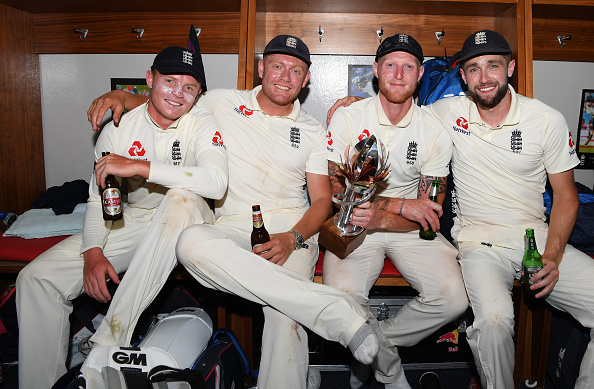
xmin=510 ymin=129 xmax=522 ymax=153
xmin=406 ymin=141 xmax=418 ymax=165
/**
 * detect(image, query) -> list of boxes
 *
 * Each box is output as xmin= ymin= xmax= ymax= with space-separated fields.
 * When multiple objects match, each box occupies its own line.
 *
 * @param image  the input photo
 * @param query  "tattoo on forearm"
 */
xmin=328 ymin=162 xmax=346 ymax=195
xmin=371 ymin=196 xmax=390 ymax=211
xmin=418 ymin=176 xmax=447 ymax=198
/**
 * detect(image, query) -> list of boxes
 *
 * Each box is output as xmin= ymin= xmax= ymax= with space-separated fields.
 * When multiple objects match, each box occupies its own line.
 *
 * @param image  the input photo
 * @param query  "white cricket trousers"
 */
xmin=175 ymin=215 xmax=370 ymax=389
xmin=323 ymin=230 xmax=468 ymax=384
xmin=458 ymin=239 xmax=594 ymax=389
xmin=16 ymin=189 xmax=214 ymax=389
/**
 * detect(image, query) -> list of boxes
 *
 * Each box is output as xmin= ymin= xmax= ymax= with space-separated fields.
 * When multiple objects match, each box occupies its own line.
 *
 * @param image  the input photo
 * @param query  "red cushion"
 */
xmin=0 ymin=233 xmax=70 ymax=262
xmin=316 ymin=250 xmax=401 ymax=276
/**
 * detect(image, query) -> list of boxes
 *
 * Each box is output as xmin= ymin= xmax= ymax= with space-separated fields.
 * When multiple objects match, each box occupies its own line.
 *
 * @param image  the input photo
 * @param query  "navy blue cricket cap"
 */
xmin=151 ymin=46 xmax=207 ymax=91
xmin=375 ymin=33 xmax=424 ymax=63
xmin=459 ymin=30 xmax=512 ymax=63
xmin=263 ymin=35 xmax=311 ymax=67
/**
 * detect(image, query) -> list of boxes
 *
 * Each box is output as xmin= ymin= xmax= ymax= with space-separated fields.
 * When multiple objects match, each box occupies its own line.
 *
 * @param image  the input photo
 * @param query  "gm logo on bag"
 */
xmin=112 ymin=350 xmax=148 ymax=366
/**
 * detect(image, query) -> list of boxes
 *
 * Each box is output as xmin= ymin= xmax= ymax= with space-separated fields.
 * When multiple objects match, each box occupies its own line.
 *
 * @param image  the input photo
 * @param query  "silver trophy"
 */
xmin=320 ymin=135 xmax=390 ymax=258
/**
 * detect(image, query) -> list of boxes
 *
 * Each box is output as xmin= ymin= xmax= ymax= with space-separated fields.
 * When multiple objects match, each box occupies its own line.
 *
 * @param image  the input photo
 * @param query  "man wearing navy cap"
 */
xmin=324 ymin=33 xmax=468 ymax=389
xmin=329 ymin=29 xmax=594 ymax=389
xmin=427 ymin=29 xmax=594 ymax=389
xmin=86 ymin=34 xmax=380 ymax=389
xmin=17 ymin=45 xmax=229 ymax=389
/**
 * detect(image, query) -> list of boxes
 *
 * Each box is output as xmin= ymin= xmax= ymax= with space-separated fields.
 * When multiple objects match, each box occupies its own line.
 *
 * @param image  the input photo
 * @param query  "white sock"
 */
xmin=306 ymin=366 xmax=321 ymax=389
xmin=384 ymin=368 xmax=412 ymax=389
xmin=348 ymin=323 xmax=379 ymax=365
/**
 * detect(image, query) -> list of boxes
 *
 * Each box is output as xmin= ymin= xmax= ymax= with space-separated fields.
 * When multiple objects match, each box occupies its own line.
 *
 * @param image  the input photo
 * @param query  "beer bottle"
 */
xmin=100 ymin=152 xmax=123 ymax=221
xmin=522 ymin=228 xmax=543 ymax=297
xmin=419 ymin=180 xmax=440 ymax=240
xmin=251 ymin=205 xmax=270 ymax=251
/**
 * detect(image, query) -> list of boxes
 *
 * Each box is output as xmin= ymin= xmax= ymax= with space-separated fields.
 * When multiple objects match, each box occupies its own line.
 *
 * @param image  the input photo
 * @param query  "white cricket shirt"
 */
xmin=82 ymin=103 xmax=228 ymax=253
xmin=327 ymin=95 xmax=453 ymax=199
xmin=195 ymin=86 xmax=328 ymax=223
xmin=427 ymin=86 xmax=579 ymax=248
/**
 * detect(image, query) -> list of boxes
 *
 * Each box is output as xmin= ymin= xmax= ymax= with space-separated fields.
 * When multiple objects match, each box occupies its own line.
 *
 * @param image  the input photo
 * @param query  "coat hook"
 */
xmin=557 ymin=33 xmax=571 ymax=48
xmin=195 ymin=27 xmax=201 ymax=38
xmin=377 ymin=27 xmax=384 ymax=43
xmin=73 ymin=26 xmax=88 ymax=41
xmin=318 ymin=26 xmax=324 ymax=42
xmin=435 ymin=29 xmax=445 ymax=45
xmin=132 ymin=26 xmax=145 ymax=41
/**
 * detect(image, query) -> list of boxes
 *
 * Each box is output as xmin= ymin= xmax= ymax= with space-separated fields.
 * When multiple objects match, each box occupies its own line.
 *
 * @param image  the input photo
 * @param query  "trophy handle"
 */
xmin=332 ymin=184 xmax=378 ymax=236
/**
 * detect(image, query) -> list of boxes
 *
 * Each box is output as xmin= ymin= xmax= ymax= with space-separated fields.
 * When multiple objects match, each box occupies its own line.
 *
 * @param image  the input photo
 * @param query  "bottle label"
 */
xmin=525 ymin=265 xmax=542 ymax=286
xmin=103 ymin=188 xmax=122 ymax=215
xmin=253 ymin=213 xmax=263 ymax=228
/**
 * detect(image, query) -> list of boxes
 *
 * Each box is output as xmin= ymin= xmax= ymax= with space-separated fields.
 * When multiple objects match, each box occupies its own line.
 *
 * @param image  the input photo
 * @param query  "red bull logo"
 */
xmin=468 ymin=376 xmax=481 ymax=389
xmin=436 ymin=329 xmax=459 ymax=345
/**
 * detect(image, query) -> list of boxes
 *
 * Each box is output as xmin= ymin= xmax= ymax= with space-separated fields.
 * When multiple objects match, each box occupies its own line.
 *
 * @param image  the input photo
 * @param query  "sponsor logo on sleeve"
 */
xmin=326 ymin=131 xmax=334 ymax=152
xmin=212 ymin=130 xmax=226 ymax=149
xmin=569 ymin=130 xmax=576 ymax=155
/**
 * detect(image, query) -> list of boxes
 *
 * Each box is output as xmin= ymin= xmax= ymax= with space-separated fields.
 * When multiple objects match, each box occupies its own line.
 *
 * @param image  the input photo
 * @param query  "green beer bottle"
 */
xmin=522 ymin=228 xmax=544 ymax=297
xmin=419 ymin=180 xmax=439 ymax=240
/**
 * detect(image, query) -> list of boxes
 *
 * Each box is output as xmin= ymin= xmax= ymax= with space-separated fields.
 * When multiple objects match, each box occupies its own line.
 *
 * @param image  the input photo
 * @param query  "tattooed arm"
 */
xmin=345 ymin=168 xmax=447 ymax=232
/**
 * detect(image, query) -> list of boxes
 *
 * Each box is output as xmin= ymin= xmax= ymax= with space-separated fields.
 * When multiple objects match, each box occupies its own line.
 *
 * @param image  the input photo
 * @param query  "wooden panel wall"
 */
xmin=532 ymin=17 xmax=594 ymax=62
xmin=33 ymin=12 xmax=241 ymax=54
xmin=0 ymin=5 xmax=45 ymax=214
xmin=256 ymin=12 xmax=498 ymax=57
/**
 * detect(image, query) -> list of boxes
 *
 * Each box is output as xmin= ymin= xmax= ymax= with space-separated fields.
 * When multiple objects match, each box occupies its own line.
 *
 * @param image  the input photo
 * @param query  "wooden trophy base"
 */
xmin=318 ymin=217 xmax=367 ymax=259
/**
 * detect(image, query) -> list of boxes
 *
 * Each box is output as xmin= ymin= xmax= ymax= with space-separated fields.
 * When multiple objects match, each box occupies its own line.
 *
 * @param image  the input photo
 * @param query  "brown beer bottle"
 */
xmin=251 ymin=205 xmax=270 ymax=250
xmin=100 ymin=152 xmax=123 ymax=221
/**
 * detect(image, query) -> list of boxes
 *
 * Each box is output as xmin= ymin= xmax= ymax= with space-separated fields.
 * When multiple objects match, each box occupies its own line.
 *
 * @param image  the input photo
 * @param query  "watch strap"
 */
xmin=289 ymin=230 xmax=309 ymax=250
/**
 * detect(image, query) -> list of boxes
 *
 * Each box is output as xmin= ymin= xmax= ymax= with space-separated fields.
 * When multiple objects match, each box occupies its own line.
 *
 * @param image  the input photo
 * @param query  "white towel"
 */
xmin=4 ymin=203 xmax=86 ymax=239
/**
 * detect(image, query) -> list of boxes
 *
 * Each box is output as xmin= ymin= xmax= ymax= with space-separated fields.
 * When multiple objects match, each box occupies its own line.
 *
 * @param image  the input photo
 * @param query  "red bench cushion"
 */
xmin=0 ymin=233 xmax=70 ymax=262
xmin=316 ymin=250 xmax=401 ymax=276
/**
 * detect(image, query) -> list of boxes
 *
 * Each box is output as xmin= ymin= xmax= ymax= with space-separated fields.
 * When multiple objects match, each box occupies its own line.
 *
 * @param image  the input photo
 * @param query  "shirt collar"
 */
xmin=248 ymin=85 xmax=302 ymax=121
xmin=468 ymin=85 xmax=520 ymax=128
xmin=375 ymin=95 xmax=414 ymax=128
xmin=143 ymin=101 xmax=187 ymax=131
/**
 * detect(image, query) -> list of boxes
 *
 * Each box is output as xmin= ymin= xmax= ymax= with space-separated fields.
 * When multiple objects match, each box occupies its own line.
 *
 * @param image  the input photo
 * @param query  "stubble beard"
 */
xmin=378 ymin=79 xmax=416 ymax=104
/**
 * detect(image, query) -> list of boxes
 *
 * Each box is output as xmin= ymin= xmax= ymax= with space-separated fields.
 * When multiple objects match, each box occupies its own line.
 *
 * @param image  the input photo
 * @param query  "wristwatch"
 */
xmin=289 ymin=230 xmax=309 ymax=250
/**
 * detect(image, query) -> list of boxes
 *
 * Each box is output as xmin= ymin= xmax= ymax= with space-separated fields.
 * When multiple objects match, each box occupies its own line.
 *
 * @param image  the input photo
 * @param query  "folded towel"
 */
xmin=4 ymin=203 xmax=86 ymax=239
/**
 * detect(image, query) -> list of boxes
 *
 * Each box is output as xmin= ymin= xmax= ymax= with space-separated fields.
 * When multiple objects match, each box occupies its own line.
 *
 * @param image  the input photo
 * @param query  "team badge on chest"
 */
xmin=510 ymin=129 xmax=522 ymax=153
xmin=406 ymin=141 xmax=418 ymax=165
xmin=290 ymin=127 xmax=301 ymax=148
xmin=172 ymin=140 xmax=182 ymax=165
